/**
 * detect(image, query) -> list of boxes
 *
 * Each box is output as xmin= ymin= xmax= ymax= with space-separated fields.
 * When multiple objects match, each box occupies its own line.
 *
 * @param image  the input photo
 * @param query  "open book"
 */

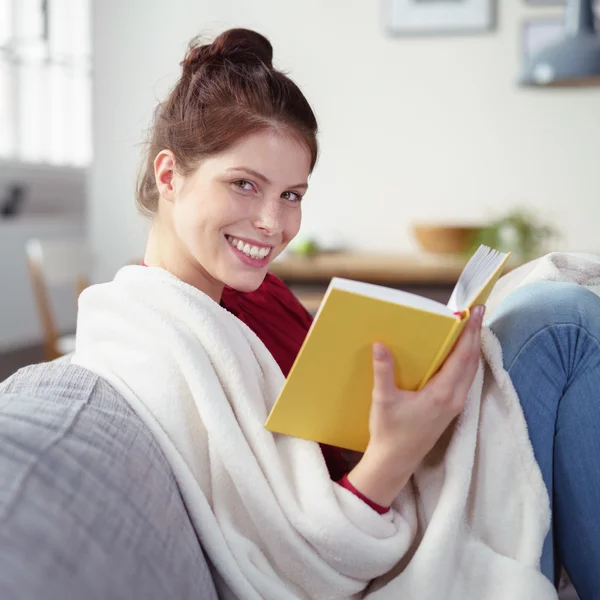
xmin=265 ymin=245 xmax=511 ymax=452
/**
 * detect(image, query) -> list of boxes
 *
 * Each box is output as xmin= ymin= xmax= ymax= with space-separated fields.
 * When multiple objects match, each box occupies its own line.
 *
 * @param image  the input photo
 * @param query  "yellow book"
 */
xmin=265 ymin=245 xmax=511 ymax=452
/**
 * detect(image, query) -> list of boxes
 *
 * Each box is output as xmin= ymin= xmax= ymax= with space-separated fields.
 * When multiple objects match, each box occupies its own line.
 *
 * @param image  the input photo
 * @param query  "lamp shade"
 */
xmin=520 ymin=0 xmax=600 ymax=87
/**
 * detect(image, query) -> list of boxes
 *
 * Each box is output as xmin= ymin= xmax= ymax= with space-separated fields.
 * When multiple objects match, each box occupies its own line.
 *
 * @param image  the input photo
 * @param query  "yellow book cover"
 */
xmin=265 ymin=245 xmax=511 ymax=452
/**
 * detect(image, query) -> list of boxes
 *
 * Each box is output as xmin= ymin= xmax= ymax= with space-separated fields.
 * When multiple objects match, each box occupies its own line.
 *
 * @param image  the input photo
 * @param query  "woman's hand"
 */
xmin=347 ymin=305 xmax=486 ymax=507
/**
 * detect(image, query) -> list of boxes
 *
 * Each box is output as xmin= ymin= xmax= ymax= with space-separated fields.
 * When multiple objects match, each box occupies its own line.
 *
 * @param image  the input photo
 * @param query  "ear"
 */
xmin=154 ymin=150 xmax=178 ymax=202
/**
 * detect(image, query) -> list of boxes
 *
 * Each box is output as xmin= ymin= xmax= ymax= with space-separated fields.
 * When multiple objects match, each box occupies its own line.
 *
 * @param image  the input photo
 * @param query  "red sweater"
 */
xmin=222 ymin=273 xmax=389 ymax=514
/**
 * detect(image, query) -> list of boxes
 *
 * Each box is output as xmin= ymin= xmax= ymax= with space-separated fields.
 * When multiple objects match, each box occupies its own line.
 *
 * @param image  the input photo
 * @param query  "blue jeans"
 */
xmin=488 ymin=281 xmax=600 ymax=599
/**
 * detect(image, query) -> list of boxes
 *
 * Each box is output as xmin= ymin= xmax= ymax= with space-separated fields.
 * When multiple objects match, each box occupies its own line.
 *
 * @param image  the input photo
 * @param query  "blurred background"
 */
xmin=0 ymin=0 xmax=599 ymax=394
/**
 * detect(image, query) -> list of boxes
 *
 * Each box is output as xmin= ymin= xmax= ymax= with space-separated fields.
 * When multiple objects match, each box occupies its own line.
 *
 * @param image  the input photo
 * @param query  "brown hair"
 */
xmin=136 ymin=28 xmax=319 ymax=216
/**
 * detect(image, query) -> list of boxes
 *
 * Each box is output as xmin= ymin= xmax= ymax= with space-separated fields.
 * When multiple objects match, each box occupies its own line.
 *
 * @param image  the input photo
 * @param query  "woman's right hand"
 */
xmin=346 ymin=305 xmax=486 ymax=508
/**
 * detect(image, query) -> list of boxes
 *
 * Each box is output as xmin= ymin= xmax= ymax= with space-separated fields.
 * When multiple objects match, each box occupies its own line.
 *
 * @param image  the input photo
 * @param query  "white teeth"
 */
xmin=226 ymin=235 xmax=271 ymax=260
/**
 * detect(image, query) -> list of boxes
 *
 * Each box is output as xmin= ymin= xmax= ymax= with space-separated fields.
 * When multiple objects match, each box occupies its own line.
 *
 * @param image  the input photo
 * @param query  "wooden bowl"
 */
xmin=412 ymin=224 xmax=480 ymax=254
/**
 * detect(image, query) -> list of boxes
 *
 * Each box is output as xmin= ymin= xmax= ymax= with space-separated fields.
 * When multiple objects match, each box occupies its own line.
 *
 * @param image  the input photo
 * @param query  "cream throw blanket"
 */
xmin=72 ymin=252 xmax=600 ymax=600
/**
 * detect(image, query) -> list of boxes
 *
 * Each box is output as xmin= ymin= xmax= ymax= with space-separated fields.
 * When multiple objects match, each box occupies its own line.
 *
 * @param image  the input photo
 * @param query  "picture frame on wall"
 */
xmin=522 ymin=14 xmax=600 ymax=59
xmin=385 ymin=0 xmax=496 ymax=35
xmin=522 ymin=17 xmax=564 ymax=59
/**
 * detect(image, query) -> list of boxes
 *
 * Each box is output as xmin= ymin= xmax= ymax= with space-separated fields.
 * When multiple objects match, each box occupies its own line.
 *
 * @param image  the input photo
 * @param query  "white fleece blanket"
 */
xmin=72 ymin=252 xmax=600 ymax=600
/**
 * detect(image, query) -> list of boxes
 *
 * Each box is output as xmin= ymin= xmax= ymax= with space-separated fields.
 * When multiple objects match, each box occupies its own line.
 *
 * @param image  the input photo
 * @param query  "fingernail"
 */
xmin=474 ymin=305 xmax=486 ymax=320
xmin=373 ymin=342 xmax=386 ymax=360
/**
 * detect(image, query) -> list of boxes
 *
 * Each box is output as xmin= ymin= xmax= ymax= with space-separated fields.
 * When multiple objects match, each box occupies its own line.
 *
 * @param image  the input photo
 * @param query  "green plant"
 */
xmin=291 ymin=236 xmax=319 ymax=257
xmin=467 ymin=209 xmax=558 ymax=261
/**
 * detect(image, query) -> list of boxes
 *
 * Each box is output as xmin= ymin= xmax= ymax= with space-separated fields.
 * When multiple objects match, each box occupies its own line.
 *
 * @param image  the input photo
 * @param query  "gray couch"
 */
xmin=0 ymin=361 xmax=220 ymax=600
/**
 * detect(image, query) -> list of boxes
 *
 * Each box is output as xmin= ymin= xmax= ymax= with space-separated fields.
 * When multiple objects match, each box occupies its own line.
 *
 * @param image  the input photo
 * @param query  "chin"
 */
xmin=224 ymin=271 xmax=268 ymax=293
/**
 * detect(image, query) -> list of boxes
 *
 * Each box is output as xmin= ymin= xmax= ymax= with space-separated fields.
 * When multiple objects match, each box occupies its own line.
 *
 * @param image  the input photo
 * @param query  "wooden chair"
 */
xmin=25 ymin=238 xmax=90 ymax=361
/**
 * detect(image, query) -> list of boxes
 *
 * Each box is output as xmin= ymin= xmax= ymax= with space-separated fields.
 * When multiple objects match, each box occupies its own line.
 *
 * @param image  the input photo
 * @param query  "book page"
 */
xmin=446 ymin=245 xmax=510 ymax=313
xmin=330 ymin=277 xmax=455 ymax=316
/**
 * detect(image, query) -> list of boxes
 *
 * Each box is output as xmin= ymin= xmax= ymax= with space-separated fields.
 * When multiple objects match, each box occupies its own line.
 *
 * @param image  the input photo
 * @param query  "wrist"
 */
xmin=346 ymin=450 xmax=411 ymax=508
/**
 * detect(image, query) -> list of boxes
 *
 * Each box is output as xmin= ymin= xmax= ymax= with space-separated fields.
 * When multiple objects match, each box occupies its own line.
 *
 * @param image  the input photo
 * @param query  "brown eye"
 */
xmin=234 ymin=180 xmax=255 ymax=192
xmin=282 ymin=191 xmax=302 ymax=203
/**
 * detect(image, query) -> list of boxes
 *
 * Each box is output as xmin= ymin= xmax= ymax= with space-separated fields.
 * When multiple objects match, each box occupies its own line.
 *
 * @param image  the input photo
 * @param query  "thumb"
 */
xmin=372 ymin=342 xmax=396 ymax=396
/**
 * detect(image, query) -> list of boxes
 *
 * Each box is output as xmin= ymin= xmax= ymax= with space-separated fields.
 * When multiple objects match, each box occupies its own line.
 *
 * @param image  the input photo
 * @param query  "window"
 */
xmin=0 ymin=0 xmax=91 ymax=166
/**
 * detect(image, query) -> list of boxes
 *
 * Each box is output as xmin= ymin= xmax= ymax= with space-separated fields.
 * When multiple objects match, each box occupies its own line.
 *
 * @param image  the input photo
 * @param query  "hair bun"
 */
xmin=182 ymin=28 xmax=273 ymax=76
xmin=213 ymin=28 xmax=273 ymax=67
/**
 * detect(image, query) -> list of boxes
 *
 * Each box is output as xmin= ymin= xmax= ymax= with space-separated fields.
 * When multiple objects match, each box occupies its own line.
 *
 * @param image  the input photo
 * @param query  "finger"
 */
xmin=447 ymin=307 xmax=485 ymax=398
xmin=432 ymin=305 xmax=485 ymax=388
xmin=372 ymin=342 xmax=397 ymax=399
xmin=453 ymin=332 xmax=482 ymax=399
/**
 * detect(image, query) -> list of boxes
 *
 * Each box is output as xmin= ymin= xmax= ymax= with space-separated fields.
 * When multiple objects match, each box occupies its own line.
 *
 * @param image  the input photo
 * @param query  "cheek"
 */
xmin=171 ymin=197 xmax=208 ymax=251
xmin=173 ymin=201 xmax=198 ymax=232
xmin=284 ymin=210 xmax=302 ymax=241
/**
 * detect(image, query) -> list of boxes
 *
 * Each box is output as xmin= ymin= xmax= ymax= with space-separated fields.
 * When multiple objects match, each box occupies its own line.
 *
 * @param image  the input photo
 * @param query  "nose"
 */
xmin=252 ymin=197 xmax=283 ymax=238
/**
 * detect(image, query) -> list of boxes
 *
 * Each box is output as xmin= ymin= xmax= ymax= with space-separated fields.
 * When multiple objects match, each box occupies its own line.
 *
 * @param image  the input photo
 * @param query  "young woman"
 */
xmin=75 ymin=28 xmax=600 ymax=599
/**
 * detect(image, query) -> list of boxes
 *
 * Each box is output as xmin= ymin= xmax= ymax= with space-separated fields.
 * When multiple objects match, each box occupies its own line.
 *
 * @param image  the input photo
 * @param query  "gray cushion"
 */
xmin=0 ymin=362 xmax=218 ymax=600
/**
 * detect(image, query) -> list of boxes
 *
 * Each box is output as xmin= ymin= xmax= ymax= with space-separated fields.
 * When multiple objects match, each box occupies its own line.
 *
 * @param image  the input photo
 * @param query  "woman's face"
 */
xmin=155 ymin=130 xmax=311 ymax=300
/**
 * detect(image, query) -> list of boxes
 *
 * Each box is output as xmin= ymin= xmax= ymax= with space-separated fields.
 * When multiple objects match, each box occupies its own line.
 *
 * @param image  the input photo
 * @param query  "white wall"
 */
xmin=91 ymin=0 xmax=600 ymax=282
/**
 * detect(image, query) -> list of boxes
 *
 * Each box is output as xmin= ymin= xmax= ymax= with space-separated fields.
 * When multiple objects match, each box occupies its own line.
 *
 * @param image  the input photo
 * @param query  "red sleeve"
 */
xmin=336 ymin=474 xmax=391 ymax=515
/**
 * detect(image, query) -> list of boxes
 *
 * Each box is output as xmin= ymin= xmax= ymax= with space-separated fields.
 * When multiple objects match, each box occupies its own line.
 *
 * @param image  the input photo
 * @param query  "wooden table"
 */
xmin=270 ymin=251 xmax=515 ymax=313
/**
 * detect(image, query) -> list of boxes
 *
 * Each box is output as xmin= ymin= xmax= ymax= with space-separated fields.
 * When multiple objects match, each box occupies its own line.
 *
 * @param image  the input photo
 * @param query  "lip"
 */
xmin=225 ymin=234 xmax=274 ymax=250
xmin=225 ymin=235 xmax=273 ymax=268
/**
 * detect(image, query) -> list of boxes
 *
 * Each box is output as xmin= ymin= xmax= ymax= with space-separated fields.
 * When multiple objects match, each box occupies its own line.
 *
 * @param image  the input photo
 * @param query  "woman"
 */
xmin=74 ymin=28 xmax=600 ymax=599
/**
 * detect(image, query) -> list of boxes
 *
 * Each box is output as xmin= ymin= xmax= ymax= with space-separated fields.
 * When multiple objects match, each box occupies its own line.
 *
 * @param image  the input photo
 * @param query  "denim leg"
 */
xmin=488 ymin=280 xmax=600 ymax=599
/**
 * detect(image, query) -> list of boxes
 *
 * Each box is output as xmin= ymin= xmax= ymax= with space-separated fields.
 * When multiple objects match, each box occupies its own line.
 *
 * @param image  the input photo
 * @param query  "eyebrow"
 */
xmin=226 ymin=167 xmax=309 ymax=191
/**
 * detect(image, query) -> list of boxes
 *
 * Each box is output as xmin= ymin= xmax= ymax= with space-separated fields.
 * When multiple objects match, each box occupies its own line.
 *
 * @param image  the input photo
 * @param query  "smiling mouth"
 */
xmin=225 ymin=235 xmax=272 ymax=260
